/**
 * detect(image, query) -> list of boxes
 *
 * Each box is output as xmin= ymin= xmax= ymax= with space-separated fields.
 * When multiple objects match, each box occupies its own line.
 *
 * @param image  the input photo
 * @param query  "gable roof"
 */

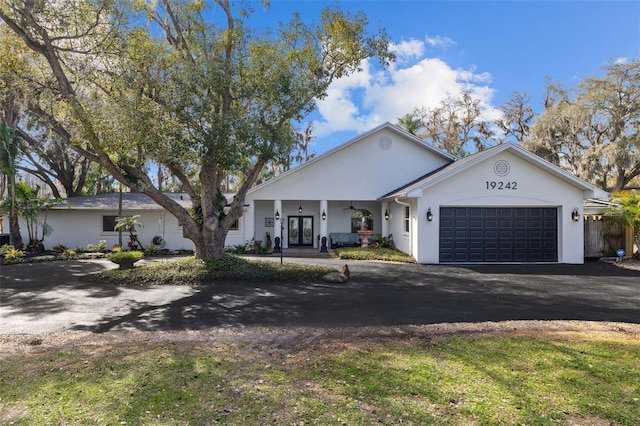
xmin=381 ymin=143 xmax=610 ymax=200
xmin=247 ymin=122 xmax=454 ymax=196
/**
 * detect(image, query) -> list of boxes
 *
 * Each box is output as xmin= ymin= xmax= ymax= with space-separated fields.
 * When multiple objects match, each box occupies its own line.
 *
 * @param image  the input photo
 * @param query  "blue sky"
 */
xmin=246 ymin=1 xmax=640 ymax=153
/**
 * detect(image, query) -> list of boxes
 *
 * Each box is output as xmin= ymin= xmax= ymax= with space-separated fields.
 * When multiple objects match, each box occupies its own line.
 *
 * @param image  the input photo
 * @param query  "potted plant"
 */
xmin=108 ymin=250 xmax=144 ymax=270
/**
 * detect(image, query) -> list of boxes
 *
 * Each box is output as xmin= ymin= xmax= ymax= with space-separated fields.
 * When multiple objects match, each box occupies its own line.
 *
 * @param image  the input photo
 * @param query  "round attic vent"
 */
xmin=494 ymin=160 xmax=510 ymax=176
xmin=378 ymin=136 xmax=392 ymax=150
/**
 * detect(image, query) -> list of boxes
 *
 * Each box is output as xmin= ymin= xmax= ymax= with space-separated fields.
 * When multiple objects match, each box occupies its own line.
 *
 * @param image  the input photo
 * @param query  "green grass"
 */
xmin=2 ymin=331 xmax=639 ymax=425
xmin=335 ymin=247 xmax=416 ymax=263
xmin=91 ymin=255 xmax=336 ymax=285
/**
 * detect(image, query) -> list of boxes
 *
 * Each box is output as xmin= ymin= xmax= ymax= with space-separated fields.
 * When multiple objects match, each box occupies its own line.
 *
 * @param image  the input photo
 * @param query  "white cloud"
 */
xmin=391 ymin=39 xmax=425 ymax=63
xmin=313 ymin=42 xmax=501 ymax=138
xmin=614 ymin=57 xmax=629 ymax=65
xmin=425 ymin=34 xmax=456 ymax=49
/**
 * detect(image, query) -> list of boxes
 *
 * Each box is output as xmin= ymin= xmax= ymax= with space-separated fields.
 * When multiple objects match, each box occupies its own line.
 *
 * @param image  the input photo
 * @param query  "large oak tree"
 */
xmin=525 ymin=60 xmax=640 ymax=191
xmin=0 ymin=0 xmax=393 ymax=259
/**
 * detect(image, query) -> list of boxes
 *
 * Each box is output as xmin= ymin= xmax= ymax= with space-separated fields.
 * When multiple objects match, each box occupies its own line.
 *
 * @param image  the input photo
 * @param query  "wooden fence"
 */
xmin=584 ymin=214 xmax=627 ymax=258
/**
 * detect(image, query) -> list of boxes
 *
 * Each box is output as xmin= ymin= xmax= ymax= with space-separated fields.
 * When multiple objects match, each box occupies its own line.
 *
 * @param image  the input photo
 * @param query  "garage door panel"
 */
xmin=439 ymin=207 xmax=558 ymax=263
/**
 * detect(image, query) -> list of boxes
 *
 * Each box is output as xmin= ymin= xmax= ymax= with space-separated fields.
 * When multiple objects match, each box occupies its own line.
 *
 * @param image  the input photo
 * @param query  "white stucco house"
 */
xmin=42 ymin=122 xmax=608 ymax=263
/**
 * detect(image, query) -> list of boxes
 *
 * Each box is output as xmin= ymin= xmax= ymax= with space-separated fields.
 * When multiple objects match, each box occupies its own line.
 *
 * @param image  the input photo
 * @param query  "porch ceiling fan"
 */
xmin=343 ymin=201 xmax=358 ymax=210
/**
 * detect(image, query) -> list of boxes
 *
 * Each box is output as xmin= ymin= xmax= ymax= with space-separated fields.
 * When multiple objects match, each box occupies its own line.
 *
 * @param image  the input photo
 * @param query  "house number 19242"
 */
xmin=486 ymin=181 xmax=517 ymax=190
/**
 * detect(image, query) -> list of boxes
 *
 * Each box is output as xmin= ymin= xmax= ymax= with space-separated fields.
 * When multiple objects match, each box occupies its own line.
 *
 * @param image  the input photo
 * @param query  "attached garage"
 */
xmin=381 ymin=142 xmax=609 ymax=264
xmin=439 ymin=207 xmax=558 ymax=263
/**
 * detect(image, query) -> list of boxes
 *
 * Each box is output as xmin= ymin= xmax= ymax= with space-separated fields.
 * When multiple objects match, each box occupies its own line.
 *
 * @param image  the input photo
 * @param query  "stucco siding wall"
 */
xmin=386 ymin=200 xmax=416 ymax=257
xmin=416 ymin=151 xmax=585 ymax=264
xmin=44 ymin=209 xmax=196 ymax=251
xmin=249 ymin=128 xmax=451 ymax=202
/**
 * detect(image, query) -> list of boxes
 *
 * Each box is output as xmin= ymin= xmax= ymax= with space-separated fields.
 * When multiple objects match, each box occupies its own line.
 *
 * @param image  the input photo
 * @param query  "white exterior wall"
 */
xmin=247 ymin=128 xmax=451 ymax=203
xmin=387 ymin=199 xmax=417 ymax=257
xmin=414 ymin=151 xmax=586 ymax=264
xmin=44 ymin=209 xmax=196 ymax=251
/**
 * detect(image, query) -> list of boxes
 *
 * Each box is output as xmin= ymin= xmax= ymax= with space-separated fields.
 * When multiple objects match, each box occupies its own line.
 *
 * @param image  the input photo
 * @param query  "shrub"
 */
xmin=53 ymin=244 xmax=67 ymax=253
xmin=61 ymin=249 xmax=77 ymax=259
xmin=108 ymin=250 xmax=144 ymax=263
xmin=145 ymin=245 xmax=160 ymax=256
xmin=225 ymin=242 xmax=251 ymax=254
xmin=111 ymin=245 xmax=123 ymax=253
xmin=87 ymin=240 xmax=108 ymax=253
xmin=0 ymin=244 xmax=13 ymax=256
xmin=3 ymin=246 xmax=25 ymax=260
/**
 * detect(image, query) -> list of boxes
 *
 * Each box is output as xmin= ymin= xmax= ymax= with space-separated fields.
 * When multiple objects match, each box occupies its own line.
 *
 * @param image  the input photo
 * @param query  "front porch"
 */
xmin=247 ymin=199 xmax=390 ymax=251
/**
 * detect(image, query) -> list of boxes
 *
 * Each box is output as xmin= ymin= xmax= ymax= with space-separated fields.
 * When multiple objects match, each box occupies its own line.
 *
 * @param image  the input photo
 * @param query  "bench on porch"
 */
xmin=330 ymin=233 xmax=361 ymax=248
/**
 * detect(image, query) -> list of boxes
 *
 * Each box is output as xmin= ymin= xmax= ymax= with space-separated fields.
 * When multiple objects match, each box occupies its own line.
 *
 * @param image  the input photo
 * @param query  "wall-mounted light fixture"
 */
xmin=298 ymin=202 xmax=303 ymax=213
xmin=426 ymin=208 xmax=433 ymax=222
xmin=322 ymin=210 xmax=326 ymax=220
xmin=571 ymin=208 xmax=580 ymax=222
xmin=384 ymin=209 xmax=389 ymax=220
xmin=275 ymin=210 xmax=280 ymax=221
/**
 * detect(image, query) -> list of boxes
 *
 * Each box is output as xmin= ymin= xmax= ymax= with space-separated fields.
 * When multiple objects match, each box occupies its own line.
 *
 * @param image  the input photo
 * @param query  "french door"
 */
xmin=288 ymin=216 xmax=314 ymax=246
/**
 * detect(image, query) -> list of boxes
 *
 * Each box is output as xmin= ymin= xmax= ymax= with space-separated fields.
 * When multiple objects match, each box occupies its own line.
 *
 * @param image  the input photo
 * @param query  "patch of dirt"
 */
xmin=611 ymin=257 xmax=640 ymax=271
xmin=1 ymin=320 xmax=639 ymax=359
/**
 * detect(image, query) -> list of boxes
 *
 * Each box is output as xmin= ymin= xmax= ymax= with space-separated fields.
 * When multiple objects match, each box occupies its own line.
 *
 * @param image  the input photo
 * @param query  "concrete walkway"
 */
xmin=1 ymin=257 xmax=640 ymax=334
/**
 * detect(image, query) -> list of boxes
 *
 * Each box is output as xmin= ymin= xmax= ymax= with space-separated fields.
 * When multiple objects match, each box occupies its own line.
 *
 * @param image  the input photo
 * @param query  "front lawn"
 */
xmin=1 ymin=329 xmax=638 ymax=425
xmin=91 ymin=255 xmax=337 ymax=286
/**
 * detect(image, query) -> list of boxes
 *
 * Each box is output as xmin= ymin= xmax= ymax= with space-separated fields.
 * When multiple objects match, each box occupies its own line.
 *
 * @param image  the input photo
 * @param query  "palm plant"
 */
xmin=606 ymin=191 xmax=640 ymax=258
xmin=114 ymin=215 xmax=144 ymax=250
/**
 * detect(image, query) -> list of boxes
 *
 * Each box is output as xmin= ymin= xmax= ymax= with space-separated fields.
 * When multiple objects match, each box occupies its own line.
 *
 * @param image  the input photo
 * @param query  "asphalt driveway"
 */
xmin=1 ymin=257 xmax=640 ymax=334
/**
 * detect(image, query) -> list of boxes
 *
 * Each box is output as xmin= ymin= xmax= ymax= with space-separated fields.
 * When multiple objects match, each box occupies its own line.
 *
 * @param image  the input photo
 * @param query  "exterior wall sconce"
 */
xmin=571 ymin=208 xmax=580 ymax=222
xmin=426 ymin=208 xmax=433 ymax=222
xmin=298 ymin=202 xmax=303 ymax=213
xmin=384 ymin=209 xmax=389 ymax=220
xmin=275 ymin=210 xmax=280 ymax=221
xmin=322 ymin=210 xmax=326 ymax=220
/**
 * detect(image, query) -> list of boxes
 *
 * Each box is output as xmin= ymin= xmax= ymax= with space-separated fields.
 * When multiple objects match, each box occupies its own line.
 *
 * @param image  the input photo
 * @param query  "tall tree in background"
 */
xmin=0 ymin=24 xmax=93 ymax=198
xmin=526 ymin=60 xmax=640 ymax=191
xmin=15 ymin=123 xmax=91 ymax=198
xmin=495 ymin=91 xmax=535 ymax=144
xmin=0 ymin=0 xmax=394 ymax=259
xmin=397 ymin=91 xmax=494 ymax=157
xmin=293 ymin=122 xmax=317 ymax=165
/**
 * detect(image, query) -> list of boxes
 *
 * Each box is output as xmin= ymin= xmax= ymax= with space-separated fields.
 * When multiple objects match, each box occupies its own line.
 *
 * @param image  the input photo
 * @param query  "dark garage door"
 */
xmin=439 ymin=207 xmax=558 ymax=263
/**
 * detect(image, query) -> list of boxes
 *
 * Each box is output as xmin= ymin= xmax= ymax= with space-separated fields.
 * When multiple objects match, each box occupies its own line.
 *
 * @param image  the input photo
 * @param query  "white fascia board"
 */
xmin=406 ymin=188 xmax=424 ymax=198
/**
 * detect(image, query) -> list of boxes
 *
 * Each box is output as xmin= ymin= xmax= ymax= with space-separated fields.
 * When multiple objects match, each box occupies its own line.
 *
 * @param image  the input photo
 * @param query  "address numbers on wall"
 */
xmin=486 ymin=181 xmax=518 ymax=190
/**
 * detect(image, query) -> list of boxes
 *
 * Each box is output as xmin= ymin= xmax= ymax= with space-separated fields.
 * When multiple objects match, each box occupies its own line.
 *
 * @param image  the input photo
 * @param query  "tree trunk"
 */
xmin=9 ymin=212 xmax=22 ymax=248
xmin=191 ymin=224 xmax=227 ymax=260
xmin=7 ymin=178 xmax=23 ymax=248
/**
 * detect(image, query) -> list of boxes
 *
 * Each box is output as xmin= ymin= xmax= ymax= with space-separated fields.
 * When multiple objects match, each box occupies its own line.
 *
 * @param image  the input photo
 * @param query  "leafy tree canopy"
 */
xmin=0 ymin=0 xmax=394 ymax=259
xmin=525 ymin=60 xmax=640 ymax=191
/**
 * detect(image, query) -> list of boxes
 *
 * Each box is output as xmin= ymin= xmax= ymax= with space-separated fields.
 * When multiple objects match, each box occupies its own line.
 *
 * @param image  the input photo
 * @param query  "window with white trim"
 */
xmin=404 ymin=206 xmax=410 ymax=233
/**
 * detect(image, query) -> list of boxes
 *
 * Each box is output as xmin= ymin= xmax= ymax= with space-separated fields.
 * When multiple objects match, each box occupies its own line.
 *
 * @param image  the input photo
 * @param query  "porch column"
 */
xmin=319 ymin=200 xmax=328 ymax=251
xmin=381 ymin=201 xmax=390 ymax=237
xmin=273 ymin=199 xmax=283 ymax=250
